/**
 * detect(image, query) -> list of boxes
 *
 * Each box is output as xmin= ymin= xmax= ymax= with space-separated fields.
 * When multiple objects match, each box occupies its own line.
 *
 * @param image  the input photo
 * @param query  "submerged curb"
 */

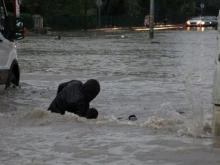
xmin=25 ymin=25 xmax=185 ymax=36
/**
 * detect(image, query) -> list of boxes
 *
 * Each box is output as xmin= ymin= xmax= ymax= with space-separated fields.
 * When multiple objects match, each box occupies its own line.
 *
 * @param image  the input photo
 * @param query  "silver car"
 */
xmin=186 ymin=16 xmax=204 ymax=27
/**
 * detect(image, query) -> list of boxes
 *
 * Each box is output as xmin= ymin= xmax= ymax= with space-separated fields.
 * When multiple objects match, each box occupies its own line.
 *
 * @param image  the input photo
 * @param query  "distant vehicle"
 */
xmin=201 ymin=16 xmax=218 ymax=27
xmin=0 ymin=0 xmax=24 ymax=89
xmin=186 ymin=16 xmax=204 ymax=27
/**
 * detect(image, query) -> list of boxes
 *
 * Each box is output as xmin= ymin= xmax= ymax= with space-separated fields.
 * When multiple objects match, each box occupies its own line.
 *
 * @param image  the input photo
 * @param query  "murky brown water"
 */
xmin=0 ymin=27 xmax=220 ymax=165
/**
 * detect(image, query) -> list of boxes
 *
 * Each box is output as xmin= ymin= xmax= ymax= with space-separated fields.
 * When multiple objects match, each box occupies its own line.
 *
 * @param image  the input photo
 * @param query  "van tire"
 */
xmin=5 ymin=60 xmax=20 ymax=89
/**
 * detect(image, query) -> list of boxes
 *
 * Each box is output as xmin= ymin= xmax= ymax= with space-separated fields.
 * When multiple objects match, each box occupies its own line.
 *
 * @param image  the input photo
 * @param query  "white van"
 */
xmin=0 ymin=0 xmax=24 ymax=89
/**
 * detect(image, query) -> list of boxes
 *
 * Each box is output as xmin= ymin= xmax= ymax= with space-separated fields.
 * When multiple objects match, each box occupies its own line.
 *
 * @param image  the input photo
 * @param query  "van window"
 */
xmin=0 ymin=2 xmax=13 ymax=41
xmin=0 ymin=1 xmax=5 ymax=32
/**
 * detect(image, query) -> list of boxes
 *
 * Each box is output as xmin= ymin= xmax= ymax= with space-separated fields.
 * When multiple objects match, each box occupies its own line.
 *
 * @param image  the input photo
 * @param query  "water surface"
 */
xmin=0 ymin=27 xmax=219 ymax=165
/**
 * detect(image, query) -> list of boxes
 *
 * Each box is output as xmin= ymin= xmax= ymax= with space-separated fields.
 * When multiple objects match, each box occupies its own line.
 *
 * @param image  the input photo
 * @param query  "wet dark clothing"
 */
xmin=48 ymin=80 xmax=100 ymax=118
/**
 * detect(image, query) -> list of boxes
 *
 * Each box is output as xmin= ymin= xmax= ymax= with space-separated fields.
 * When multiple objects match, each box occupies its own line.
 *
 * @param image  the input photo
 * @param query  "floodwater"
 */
xmin=0 ymin=27 xmax=220 ymax=165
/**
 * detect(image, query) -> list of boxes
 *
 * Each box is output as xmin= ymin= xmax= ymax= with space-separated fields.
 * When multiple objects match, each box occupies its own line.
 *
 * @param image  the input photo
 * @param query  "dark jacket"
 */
xmin=48 ymin=79 xmax=100 ymax=118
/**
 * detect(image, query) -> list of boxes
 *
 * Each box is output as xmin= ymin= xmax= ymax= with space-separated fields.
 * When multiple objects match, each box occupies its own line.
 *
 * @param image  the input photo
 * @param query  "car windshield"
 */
xmin=203 ymin=16 xmax=217 ymax=20
xmin=190 ymin=17 xmax=201 ymax=20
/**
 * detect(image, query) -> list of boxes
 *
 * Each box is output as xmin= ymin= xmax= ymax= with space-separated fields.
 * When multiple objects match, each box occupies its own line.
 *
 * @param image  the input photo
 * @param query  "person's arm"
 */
xmin=75 ymin=99 xmax=89 ymax=117
xmin=48 ymin=98 xmax=65 ymax=115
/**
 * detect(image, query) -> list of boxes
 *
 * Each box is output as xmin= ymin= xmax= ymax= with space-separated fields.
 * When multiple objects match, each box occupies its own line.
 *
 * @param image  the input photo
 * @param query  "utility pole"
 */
xmin=84 ymin=0 xmax=87 ymax=31
xmin=14 ymin=0 xmax=20 ymax=17
xmin=130 ymin=0 xmax=133 ymax=28
xmin=200 ymin=3 xmax=205 ymax=16
xmin=149 ymin=0 xmax=154 ymax=39
xmin=96 ymin=0 xmax=103 ymax=29
xmin=212 ymin=10 xmax=220 ymax=136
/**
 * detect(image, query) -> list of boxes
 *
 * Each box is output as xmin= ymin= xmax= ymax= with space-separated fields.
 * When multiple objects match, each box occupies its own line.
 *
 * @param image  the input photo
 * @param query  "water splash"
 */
xmin=184 ymin=74 xmax=205 ymax=137
xmin=17 ymin=106 xmax=211 ymax=137
xmin=141 ymin=101 xmax=211 ymax=137
xmin=141 ymin=116 xmax=176 ymax=129
xmin=141 ymin=103 xmax=186 ymax=134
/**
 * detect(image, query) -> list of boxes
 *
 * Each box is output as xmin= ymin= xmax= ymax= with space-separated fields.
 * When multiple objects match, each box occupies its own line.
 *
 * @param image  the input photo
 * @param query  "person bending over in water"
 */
xmin=48 ymin=79 xmax=100 ymax=119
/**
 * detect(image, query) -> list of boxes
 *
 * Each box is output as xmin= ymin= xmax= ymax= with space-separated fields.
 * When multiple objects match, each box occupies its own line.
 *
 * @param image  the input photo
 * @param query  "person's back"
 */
xmin=48 ymin=80 xmax=85 ymax=114
xmin=48 ymin=79 xmax=100 ymax=119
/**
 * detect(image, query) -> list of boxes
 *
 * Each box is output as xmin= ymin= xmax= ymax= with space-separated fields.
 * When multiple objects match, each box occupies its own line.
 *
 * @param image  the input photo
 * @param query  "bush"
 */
xmin=8 ymin=12 xmax=33 ymax=29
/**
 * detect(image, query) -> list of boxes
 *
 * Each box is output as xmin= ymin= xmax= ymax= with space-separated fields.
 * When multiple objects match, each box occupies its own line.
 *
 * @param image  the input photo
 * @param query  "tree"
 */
xmin=156 ymin=0 xmax=197 ymax=23
xmin=22 ymin=0 xmax=91 ymax=16
xmin=21 ymin=0 xmax=211 ymax=29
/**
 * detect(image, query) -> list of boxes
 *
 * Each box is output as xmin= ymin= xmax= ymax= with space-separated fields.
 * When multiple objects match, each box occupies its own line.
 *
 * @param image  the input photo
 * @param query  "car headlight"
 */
xmin=197 ymin=21 xmax=204 ymax=25
xmin=186 ymin=21 xmax=190 ymax=25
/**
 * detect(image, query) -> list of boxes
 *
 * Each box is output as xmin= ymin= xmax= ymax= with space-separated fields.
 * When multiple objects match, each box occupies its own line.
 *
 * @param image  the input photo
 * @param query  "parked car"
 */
xmin=186 ymin=16 xmax=204 ymax=27
xmin=201 ymin=16 xmax=218 ymax=27
xmin=0 ymin=0 xmax=24 ymax=89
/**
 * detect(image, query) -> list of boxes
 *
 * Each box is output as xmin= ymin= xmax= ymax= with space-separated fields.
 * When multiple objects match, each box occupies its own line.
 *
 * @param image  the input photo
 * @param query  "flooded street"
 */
xmin=1 ymin=28 xmax=220 ymax=164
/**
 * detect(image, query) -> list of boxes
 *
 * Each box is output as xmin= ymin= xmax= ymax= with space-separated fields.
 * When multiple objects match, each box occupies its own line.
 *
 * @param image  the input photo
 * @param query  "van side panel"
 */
xmin=0 ymin=69 xmax=9 ymax=85
xmin=0 ymin=33 xmax=17 ymax=69
xmin=6 ymin=44 xmax=17 ymax=69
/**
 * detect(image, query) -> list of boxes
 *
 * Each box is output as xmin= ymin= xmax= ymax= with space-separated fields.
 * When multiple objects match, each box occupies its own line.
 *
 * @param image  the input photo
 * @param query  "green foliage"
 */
xmin=20 ymin=0 xmax=218 ymax=29
xmin=22 ymin=0 xmax=97 ymax=16
xmin=20 ymin=13 xmax=33 ymax=29
xmin=8 ymin=12 xmax=33 ymax=29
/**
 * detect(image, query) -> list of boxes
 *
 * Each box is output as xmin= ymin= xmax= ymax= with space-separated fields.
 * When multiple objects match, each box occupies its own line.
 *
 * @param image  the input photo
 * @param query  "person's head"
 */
xmin=86 ymin=108 xmax=98 ymax=119
xmin=128 ymin=115 xmax=137 ymax=121
xmin=83 ymin=79 xmax=100 ymax=102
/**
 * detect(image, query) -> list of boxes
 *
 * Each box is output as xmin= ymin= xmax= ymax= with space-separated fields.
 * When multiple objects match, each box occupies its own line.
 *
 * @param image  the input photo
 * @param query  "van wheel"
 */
xmin=5 ymin=60 xmax=20 ymax=89
xmin=5 ymin=71 xmax=19 ymax=89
